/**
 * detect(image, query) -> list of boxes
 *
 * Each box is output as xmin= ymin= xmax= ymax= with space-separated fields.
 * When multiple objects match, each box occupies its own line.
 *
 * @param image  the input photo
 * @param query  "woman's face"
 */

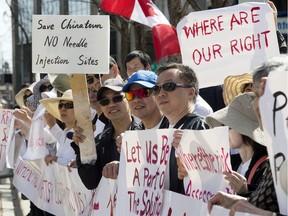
xmin=229 ymin=129 xmax=244 ymax=149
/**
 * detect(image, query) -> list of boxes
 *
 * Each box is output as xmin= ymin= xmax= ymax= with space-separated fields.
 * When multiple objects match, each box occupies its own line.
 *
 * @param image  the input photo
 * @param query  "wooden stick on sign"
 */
xmin=70 ymin=74 xmax=96 ymax=164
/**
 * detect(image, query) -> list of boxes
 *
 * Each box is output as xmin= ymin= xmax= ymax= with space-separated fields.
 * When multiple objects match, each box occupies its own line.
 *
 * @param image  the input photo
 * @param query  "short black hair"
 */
xmin=156 ymin=63 xmax=199 ymax=97
xmin=124 ymin=50 xmax=152 ymax=71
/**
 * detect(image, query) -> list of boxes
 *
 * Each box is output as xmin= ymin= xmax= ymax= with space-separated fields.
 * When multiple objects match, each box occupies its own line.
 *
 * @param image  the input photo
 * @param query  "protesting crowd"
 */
xmin=1 ymin=0 xmax=287 ymax=216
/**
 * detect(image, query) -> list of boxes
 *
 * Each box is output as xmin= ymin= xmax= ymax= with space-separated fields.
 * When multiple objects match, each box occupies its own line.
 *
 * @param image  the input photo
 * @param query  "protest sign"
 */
xmin=259 ymin=67 xmax=288 ymax=214
xmin=177 ymin=3 xmax=279 ymax=88
xmin=32 ymin=15 xmax=110 ymax=163
xmin=0 ymin=109 xmax=14 ymax=171
xmin=161 ymin=189 xmax=209 ymax=215
xmin=22 ymin=104 xmax=47 ymax=160
xmin=176 ymin=127 xmax=233 ymax=202
xmin=32 ymin=15 xmax=109 ymax=74
xmin=13 ymin=158 xmax=116 ymax=215
xmin=115 ymin=129 xmax=174 ymax=215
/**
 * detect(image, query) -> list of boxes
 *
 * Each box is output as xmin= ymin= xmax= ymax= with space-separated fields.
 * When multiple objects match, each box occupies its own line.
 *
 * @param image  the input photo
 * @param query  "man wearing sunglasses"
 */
xmin=122 ymin=70 xmax=169 ymax=129
xmin=86 ymin=56 xmax=122 ymax=135
xmin=72 ymin=78 xmax=141 ymax=189
xmin=154 ymin=63 xmax=210 ymax=194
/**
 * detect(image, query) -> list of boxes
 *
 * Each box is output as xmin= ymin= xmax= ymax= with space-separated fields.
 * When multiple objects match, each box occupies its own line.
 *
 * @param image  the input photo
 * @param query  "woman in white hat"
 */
xmin=206 ymin=93 xmax=268 ymax=196
xmin=40 ymin=89 xmax=76 ymax=166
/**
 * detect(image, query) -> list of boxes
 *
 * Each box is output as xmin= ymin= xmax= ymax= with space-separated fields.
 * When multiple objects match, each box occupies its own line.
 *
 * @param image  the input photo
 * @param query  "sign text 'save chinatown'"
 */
xmin=32 ymin=15 xmax=109 ymax=74
xmin=177 ymin=3 xmax=279 ymax=88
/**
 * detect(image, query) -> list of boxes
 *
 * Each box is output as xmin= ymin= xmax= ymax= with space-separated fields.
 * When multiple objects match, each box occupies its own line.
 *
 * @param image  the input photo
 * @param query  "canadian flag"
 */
xmin=100 ymin=0 xmax=181 ymax=61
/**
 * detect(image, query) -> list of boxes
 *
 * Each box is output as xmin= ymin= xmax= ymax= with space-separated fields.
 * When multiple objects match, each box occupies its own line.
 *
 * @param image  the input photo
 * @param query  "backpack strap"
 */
xmin=247 ymin=155 xmax=269 ymax=184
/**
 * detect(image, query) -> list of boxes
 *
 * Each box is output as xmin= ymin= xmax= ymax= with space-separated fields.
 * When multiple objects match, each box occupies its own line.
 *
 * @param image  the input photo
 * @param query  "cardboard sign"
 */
xmin=177 ymin=3 xmax=279 ymax=88
xmin=0 ymin=109 xmax=14 ymax=171
xmin=259 ymin=67 xmax=288 ymax=214
xmin=115 ymin=129 xmax=173 ymax=215
xmin=32 ymin=15 xmax=109 ymax=74
xmin=176 ymin=127 xmax=233 ymax=202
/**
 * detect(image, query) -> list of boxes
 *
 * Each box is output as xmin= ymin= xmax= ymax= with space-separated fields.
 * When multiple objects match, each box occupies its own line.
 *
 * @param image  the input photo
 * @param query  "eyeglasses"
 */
xmin=153 ymin=82 xmax=193 ymax=95
xmin=88 ymin=87 xmax=97 ymax=94
xmin=58 ymin=102 xmax=74 ymax=110
xmin=39 ymin=84 xmax=53 ymax=93
xmin=87 ymin=77 xmax=95 ymax=84
xmin=125 ymin=88 xmax=153 ymax=101
xmin=99 ymin=95 xmax=124 ymax=106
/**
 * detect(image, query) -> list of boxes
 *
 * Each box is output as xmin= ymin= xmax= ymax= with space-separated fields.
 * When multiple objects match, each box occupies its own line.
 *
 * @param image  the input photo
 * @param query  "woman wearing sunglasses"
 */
xmin=154 ymin=63 xmax=210 ymax=195
xmin=72 ymin=78 xmax=141 ymax=190
xmin=40 ymin=89 xmax=76 ymax=166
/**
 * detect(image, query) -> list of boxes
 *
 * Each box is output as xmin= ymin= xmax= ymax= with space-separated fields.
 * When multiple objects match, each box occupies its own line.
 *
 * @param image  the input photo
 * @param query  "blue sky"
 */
xmin=0 ymin=1 xmax=12 ymax=70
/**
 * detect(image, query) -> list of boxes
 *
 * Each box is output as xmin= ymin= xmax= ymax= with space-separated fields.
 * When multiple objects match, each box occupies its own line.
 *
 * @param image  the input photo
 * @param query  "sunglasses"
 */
xmin=88 ymin=87 xmax=97 ymax=94
xmin=153 ymin=82 xmax=193 ymax=95
xmin=99 ymin=95 xmax=124 ymax=106
xmin=40 ymin=84 xmax=53 ymax=93
xmin=58 ymin=102 xmax=74 ymax=110
xmin=125 ymin=88 xmax=153 ymax=101
xmin=87 ymin=77 xmax=95 ymax=84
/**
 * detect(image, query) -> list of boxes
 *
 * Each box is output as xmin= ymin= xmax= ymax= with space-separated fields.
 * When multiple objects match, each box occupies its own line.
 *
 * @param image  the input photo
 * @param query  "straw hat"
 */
xmin=15 ymin=82 xmax=37 ymax=107
xmin=48 ymin=73 xmax=71 ymax=93
xmin=40 ymin=89 xmax=73 ymax=121
xmin=223 ymin=73 xmax=252 ymax=106
xmin=205 ymin=92 xmax=265 ymax=146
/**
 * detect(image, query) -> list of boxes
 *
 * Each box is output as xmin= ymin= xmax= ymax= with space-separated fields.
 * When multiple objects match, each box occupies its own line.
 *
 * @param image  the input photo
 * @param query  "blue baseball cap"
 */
xmin=122 ymin=70 xmax=158 ymax=92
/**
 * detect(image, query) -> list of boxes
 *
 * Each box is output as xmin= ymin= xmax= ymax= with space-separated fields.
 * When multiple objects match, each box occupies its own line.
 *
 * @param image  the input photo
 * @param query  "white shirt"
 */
xmin=237 ymin=158 xmax=252 ymax=176
xmin=49 ymin=124 xmax=75 ymax=166
xmin=194 ymin=95 xmax=213 ymax=117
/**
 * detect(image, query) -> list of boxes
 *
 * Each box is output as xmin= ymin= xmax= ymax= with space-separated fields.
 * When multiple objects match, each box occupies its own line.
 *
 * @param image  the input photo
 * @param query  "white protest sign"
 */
xmin=13 ymin=158 xmax=117 ymax=216
xmin=259 ymin=66 xmax=288 ymax=214
xmin=0 ymin=109 xmax=14 ymax=171
xmin=32 ymin=15 xmax=109 ymax=74
xmin=176 ymin=127 xmax=233 ymax=202
xmin=161 ymin=189 xmax=209 ymax=215
xmin=177 ymin=3 xmax=279 ymax=88
xmin=22 ymin=104 xmax=47 ymax=160
xmin=115 ymin=129 xmax=174 ymax=215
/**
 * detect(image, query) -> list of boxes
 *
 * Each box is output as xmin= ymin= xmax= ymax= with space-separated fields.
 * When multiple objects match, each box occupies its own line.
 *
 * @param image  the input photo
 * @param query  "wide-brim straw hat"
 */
xmin=223 ymin=73 xmax=252 ymax=106
xmin=40 ymin=89 xmax=73 ymax=121
xmin=15 ymin=82 xmax=37 ymax=107
xmin=205 ymin=92 xmax=265 ymax=146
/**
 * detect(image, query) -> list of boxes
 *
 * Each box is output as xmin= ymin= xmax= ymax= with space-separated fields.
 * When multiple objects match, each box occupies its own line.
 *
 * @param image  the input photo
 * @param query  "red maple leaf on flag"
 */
xmin=138 ymin=0 xmax=158 ymax=17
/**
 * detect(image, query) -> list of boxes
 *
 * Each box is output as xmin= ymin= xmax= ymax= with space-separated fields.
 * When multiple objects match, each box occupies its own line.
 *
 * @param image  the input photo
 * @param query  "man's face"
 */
xmin=86 ymin=75 xmax=99 ymax=103
xmin=127 ymin=84 xmax=157 ymax=121
xmin=154 ymin=69 xmax=194 ymax=123
xmin=99 ymin=89 xmax=130 ymax=121
xmin=126 ymin=57 xmax=146 ymax=77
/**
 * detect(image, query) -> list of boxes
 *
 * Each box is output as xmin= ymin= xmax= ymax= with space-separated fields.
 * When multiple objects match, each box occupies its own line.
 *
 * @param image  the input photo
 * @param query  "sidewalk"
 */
xmin=0 ymin=168 xmax=30 ymax=216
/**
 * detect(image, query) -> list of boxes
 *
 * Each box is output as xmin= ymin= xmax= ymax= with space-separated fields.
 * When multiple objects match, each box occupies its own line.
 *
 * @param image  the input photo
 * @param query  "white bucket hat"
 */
xmin=205 ymin=92 xmax=265 ymax=146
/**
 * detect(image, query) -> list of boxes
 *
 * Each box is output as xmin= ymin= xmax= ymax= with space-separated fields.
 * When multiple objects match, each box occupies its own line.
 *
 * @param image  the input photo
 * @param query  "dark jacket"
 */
xmin=169 ymin=113 xmax=210 ymax=194
xmin=231 ymin=148 xmax=269 ymax=196
xmin=71 ymin=117 xmax=140 ymax=190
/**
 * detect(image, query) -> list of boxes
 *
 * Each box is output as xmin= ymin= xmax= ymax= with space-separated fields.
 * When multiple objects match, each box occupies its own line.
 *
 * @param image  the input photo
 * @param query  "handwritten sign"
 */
xmin=13 ymin=158 xmax=116 ymax=216
xmin=115 ymin=129 xmax=173 ymax=215
xmin=176 ymin=127 xmax=233 ymax=202
xmin=0 ymin=109 xmax=14 ymax=171
xmin=259 ymin=66 xmax=288 ymax=214
xmin=177 ymin=3 xmax=279 ymax=88
xmin=32 ymin=15 xmax=109 ymax=74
